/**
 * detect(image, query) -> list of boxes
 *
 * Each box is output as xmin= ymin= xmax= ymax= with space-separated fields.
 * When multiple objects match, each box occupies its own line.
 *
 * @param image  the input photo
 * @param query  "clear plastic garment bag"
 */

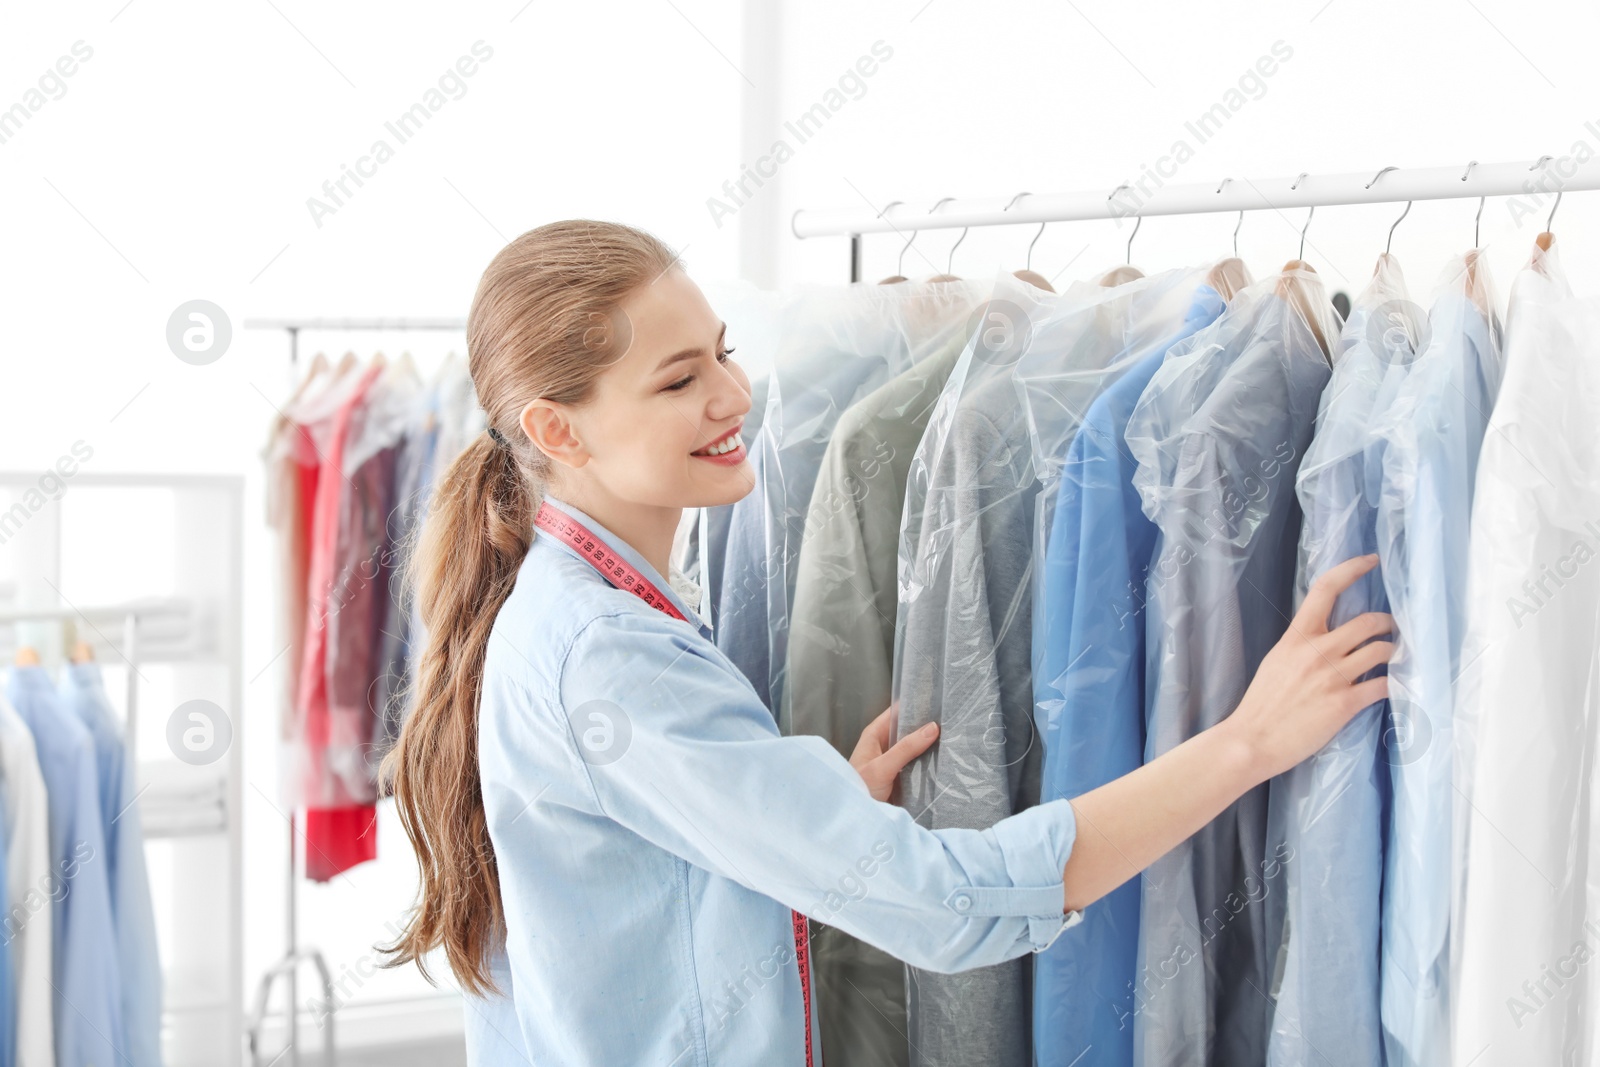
xmin=1125 ymin=266 xmax=1340 ymax=1067
xmin=1453 ymin=237 xmax=1600 ymax=1066
xmin=715 ymin=278 xmax=989 ymax=721
xmin=889 ymin=265 xmax=1210 ymax=1067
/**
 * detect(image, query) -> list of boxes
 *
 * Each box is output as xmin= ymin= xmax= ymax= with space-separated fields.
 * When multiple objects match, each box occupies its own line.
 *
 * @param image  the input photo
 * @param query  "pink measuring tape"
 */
xmin=534 ymin=499 xmax=818 ymax=1067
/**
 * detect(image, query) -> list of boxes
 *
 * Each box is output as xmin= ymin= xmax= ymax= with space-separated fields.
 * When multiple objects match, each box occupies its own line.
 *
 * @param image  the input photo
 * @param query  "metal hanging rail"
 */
xmin=243 ymin=318 xmax=467 ymax=368
xmin=790 ymin=156 xmax=1593 ymax=280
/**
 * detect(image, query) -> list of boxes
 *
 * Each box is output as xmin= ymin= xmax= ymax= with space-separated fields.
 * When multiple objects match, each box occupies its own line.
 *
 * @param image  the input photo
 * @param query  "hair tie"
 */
xmin=486 ymin=427 xmax=507 ymax=447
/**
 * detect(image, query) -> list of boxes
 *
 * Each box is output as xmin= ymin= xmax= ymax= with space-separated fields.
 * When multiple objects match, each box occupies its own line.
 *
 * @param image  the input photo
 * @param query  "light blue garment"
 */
xmin=1126 ymin=271 xmax=1341 ymax=1067
xmin=466 ymin=492 xmax=1083 ymax=1067
xmin=1267 ymin=255 xmax=1412 ymax=1066
xmin=59 ymin=663 xmax=164 ymax=1067
xmin=1032 ymin=283 xmax=1227 ymax=1067
xmin=1375 ymin=273 xmax=1504 ymax=1067
xmin=0 ymin=785 xmax=13 ymax=1067
xmin=6 ymin=666 xmax=124 ymax=1067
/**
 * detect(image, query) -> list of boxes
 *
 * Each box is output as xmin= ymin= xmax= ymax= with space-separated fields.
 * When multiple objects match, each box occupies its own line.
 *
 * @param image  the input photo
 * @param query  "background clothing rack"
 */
xmin=0 ymin=472 xmax=245 ymax=1065
xmin=243 ymin=317 xmax=467 ymax=1067
xmin=789 ymin=155 xmax=1600 ymax=280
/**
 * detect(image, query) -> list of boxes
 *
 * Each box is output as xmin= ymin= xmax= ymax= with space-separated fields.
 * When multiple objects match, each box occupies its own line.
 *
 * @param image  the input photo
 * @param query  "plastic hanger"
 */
xmin=1004 ymin=193 xmax=1055 ymax=292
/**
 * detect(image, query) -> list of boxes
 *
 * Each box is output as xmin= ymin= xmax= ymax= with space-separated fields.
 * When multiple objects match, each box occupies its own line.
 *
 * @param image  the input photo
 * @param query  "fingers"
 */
xmin=1339 ymin=639 xmax=1395 ymax=680
xmin=866 ymin=706 xmax=893 ymax=749
xmin=879 ymin=722 xmax=939 ymax=776
xmin=1324 ymin=611 xmax=1396 ymax=656
xmin=1348 ymin=675 xmax=1390 ymax=711
xmin=1296 ymin=554 xmax=1380 ymax=636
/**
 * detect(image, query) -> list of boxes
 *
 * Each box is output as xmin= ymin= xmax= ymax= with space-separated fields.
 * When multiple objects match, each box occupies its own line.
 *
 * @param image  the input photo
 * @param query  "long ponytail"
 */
xmin=376 ymin=220 xmax=680 ymax=996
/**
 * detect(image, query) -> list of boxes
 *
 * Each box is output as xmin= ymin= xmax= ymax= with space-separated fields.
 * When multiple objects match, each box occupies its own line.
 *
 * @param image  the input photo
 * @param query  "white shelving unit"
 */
xmin=0 ymin=472 xmax=245 ymax=1066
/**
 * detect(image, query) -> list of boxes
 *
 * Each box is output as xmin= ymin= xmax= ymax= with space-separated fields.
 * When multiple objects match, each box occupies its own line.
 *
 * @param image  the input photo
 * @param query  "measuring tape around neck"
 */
xmin=533 ymin=498 xmax=817 ymax=1067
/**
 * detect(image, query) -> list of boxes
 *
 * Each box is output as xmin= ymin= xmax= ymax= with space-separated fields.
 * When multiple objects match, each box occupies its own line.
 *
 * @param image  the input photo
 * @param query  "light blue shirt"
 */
xmin=7 ymin=666 xmax=124 ymax=1067
xmin=1267 ymin=258 xmax=1412 ymax=1067
xmin=59 ymin=663 xmax=164 ymax=1067
xmin=1375 ymin=283 xmax=1503 ymax=1067
xmin=1032 ymin=284 xmax=1226 ymax=1067
xmin=466 ymin=493 xmax=1083 ymax=1067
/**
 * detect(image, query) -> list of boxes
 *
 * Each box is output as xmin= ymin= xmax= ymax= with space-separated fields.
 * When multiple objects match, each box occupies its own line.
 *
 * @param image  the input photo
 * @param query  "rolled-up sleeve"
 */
xmin=554 ymin=608 xmax=1083 ymax=975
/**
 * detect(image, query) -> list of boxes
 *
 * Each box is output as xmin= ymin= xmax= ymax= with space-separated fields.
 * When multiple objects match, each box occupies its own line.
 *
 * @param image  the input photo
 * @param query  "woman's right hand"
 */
xmin=1221 ymin=552 xmax=1395 ymax=783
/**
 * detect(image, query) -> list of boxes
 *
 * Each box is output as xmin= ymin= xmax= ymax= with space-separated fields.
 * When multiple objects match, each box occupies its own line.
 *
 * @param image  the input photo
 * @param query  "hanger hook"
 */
xmin=1387 ymin=200 xmax=1412 ymax=255
xmin=928 ymin=197 xmax=965 ymax=275
xmin=1217 ymin=179 xmax=1243 ymax=257
xmin=1299 ymin=205 xmax=1314 ymax=260
xmin=876 ymin=200 xmax=906 ymax=272
xmin=1108 ymin=183 xmax=1142 ymax=264
xmin=1291 ymin=172 xmax=1309 ymax=191
xmin=1366 ymin=165 xmax=1398 ymax=190
xmin=1532 ymin=156 xmax=1563 ymax=234
xmin=1005 ymin=192 xmax=1047 ymax=271
xmin=1461 ymin=162 xmax=1485 ymax=247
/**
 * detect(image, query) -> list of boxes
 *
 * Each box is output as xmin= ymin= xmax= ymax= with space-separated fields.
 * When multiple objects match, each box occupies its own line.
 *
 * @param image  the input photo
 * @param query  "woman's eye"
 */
xmin=665 ymin=348 xmax=734 ymax=392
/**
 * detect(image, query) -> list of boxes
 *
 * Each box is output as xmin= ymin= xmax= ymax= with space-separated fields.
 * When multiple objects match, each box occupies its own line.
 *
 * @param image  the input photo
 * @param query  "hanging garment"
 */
xmin=1127 ymin=267 xmax=1339 ymax=1067
xmin=1031 ymin=279 xmax=1230 ymax=1067
xmin=6 ymin=666 xmax=124 ymax=1067
xmin=0 ymin=693 xmax=54 ymax=1067
xmin=295 ymin=358 xmax=387 ymax=880
xmin=718 ymin=280 xmax=987 ymax=718
xmin=1267 ymin=254 xmax=1412 ymax=1067
xmin=892 ymin=267 xmax=1207 ymax=1067
xmin=1452 ymin=238 xmax=1596 ymax=1066
xmin=1373 ymin=253 xmax=1503 ymax=1067
xmin=781 ymin=301 xmax=982 ymax=1067
xmin=468 ymin=491 xmax=1082 ymax=1067
xmin=327 ymin=357 xmax=419 ymax=791
xmin=58 ymin=663 xmax=164 ymax=1067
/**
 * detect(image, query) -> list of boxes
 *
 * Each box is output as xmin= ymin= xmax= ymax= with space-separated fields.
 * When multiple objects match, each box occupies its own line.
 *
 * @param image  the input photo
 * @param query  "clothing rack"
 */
xmin=243 ymin=317 xmax=467 ymax=1067
xmin=789 ymin=155 xmax=1597 ymax=281
xmin=0 ymin=472 xmax=245 ymax=1065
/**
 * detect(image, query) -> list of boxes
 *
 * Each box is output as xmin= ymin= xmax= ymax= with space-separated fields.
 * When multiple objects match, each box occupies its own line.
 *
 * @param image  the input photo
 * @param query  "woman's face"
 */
xmin=527 ymin=267 xmax=755 ymax=510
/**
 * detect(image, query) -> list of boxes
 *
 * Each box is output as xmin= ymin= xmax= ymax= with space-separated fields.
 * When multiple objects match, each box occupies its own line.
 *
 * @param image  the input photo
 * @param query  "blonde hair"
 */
xmin=376 ymin=219 xmax=680 ymax=996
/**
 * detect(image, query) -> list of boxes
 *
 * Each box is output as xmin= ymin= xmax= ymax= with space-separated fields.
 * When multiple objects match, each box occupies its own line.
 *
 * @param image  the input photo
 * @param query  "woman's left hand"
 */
xmin=849 ymin=707 xmax=939 ymax=803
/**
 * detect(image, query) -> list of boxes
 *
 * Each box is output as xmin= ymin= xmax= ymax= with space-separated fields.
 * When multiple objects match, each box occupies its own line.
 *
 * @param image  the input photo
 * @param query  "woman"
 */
xmin=378 ymin=220 xmax=1393 ymax=1066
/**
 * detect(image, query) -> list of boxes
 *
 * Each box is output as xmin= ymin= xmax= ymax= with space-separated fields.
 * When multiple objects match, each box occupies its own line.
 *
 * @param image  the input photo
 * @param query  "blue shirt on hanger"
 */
xmin=1267 ymin=255 xmax=1411 ymax=1067
xmin=1031 ymin=283 xmax=1226 ymax=1067
xmin=59 ymin=662 xmax=165 ymax=1067
xmin=1375 ymin=279 xmax=1503 ymax=1067
xmin=7 ymin=666 xmax=124 ymax=1067
xmin=465 ymin=493 xmax=1083 ymax=1067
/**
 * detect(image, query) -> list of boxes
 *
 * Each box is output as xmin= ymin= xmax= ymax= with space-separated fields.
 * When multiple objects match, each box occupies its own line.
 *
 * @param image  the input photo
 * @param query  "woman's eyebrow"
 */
xmin=654 ymin=322 xmax=727 ymax=372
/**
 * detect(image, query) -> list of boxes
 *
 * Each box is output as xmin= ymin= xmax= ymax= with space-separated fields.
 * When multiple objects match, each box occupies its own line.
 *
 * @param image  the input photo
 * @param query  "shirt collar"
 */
xmin=539 ymin=493 xmax=713 ymax=638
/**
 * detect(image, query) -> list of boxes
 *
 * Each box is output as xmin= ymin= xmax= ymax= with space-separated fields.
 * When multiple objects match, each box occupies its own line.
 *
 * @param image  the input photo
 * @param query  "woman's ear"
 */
xmin=521 ymin=399 xmax=590 ymax=470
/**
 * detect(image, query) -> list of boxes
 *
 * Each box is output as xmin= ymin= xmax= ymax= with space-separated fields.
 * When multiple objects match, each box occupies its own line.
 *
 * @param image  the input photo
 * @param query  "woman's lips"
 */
xmin=691 ymin=437 xmax=746 ymax=466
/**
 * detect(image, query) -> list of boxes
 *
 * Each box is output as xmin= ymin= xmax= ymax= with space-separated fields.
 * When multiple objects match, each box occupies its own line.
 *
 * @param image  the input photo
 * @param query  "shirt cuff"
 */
xmin=946 ymin=798 xmax=1084 ymax=952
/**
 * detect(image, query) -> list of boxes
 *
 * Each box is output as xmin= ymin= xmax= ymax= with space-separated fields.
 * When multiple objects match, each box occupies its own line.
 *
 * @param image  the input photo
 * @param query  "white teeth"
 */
xmin=698 ymin=434 xmax=740 ymax=457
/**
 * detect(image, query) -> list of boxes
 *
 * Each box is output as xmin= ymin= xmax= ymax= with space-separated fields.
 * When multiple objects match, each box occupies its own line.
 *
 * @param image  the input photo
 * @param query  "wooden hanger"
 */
xmin=14 ymin=646 xmax=40 ymax=667
xmin=70 ymin=641 xmax=95 ymax=664
xmin=1276 ymin=260 xmax=1334 ymax=362
xmin=1206 ymin=257 xmax=1250 ymax=302
xmin=1097 ymin=264 xmax=1144 ymax=286
xmin=1004 ymin=194 xmax=1056 ymax=292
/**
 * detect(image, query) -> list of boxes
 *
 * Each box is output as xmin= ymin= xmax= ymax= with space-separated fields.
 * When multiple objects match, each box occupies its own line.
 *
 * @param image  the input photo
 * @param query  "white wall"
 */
xmin=3 ymin=0 xmax=1596 ymax=1045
